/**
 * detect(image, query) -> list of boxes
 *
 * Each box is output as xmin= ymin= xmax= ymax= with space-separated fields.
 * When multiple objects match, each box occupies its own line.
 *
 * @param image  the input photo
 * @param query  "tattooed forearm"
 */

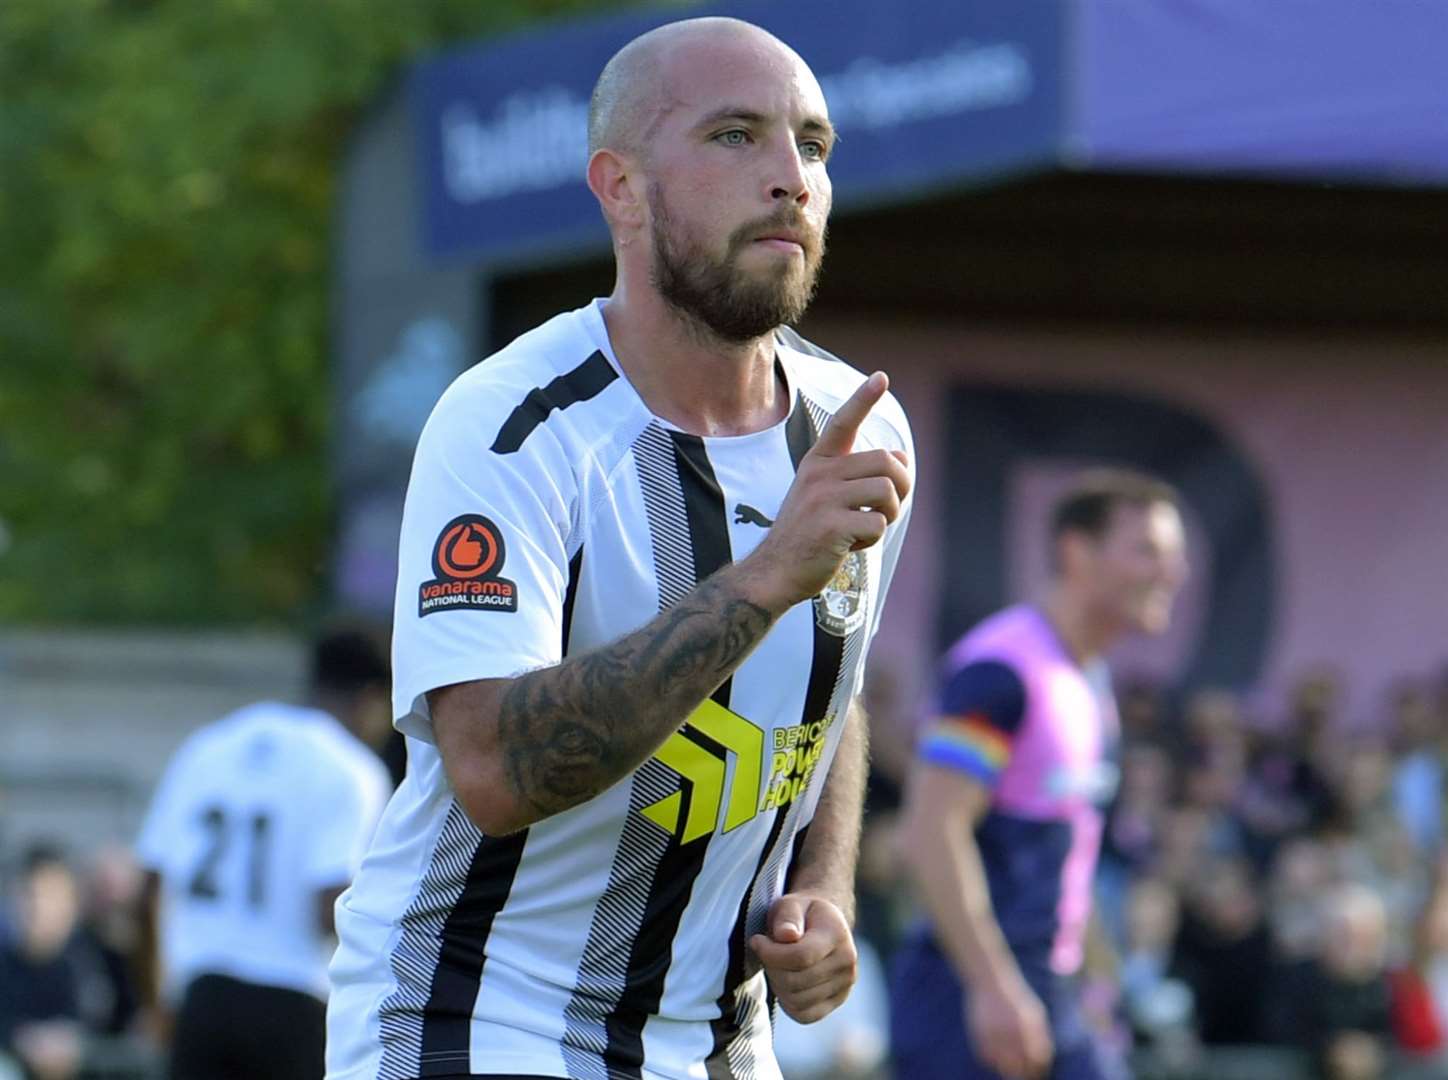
xmin=496 ymin=568 xmax=773 ymax=820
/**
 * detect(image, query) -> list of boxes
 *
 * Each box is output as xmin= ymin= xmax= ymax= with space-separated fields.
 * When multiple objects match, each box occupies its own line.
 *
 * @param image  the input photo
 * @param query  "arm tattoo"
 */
xmin=497 ymin=573 xmax=772 ymax=820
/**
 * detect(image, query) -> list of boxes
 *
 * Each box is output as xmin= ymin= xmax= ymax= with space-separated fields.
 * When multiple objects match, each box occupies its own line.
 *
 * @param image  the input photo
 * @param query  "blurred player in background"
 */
xmin=135 ymin=628 xmax=393 ymax=1080
xmin=893 ymin=470 xmax=1188 ymax=1080
xmin=326 ymin=15 xmax=914 ymax=1080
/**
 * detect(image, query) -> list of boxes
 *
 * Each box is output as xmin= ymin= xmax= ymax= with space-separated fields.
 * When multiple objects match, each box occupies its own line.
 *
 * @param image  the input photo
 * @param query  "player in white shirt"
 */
xmin=137 ymin=629 xmax=393 ymax=1080
xmin=326 ymin=16 xmax=915 ymax=1080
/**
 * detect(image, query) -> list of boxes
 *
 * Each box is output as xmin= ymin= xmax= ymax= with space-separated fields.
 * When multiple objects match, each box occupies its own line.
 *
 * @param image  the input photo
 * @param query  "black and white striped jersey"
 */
xmin=326 ymin=299 xmax=913 ymax=1080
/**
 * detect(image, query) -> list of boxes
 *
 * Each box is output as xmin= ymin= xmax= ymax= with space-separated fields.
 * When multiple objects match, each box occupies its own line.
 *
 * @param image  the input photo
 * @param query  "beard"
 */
xmin=648 ymin=182 xmax=825 ymax=344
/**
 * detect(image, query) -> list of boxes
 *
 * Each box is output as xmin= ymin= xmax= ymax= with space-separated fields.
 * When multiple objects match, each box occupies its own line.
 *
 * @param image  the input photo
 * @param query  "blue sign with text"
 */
xmin=412 ymin=0 xmax=1064 ymax=264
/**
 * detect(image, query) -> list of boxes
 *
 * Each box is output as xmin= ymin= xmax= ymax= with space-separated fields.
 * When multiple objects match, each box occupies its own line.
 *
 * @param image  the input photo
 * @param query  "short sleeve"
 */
xmin=134 ymin=738 xmax=198 ymax=874
xmin=853 ymin=388 xmax=916 ymax=695
xmin=391 ymin=381 xmax=578 ymax=742
xmin=917 ymin=659 xmax=1027 ymax=786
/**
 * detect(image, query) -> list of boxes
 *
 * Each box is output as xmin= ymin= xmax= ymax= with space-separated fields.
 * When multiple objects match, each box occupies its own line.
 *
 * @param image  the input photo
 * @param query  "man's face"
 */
xmin=641 ymin=35 xmax=833 ymax=342
xmin=1083 ymin=501 xmax=1188 ymax=636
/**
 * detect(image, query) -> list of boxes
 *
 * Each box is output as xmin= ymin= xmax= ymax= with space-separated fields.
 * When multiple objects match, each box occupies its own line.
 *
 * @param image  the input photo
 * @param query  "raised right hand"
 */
xmin=743 ymin=371 xmax=911 ymax=612
xmin=967 ymin=978 xmax=1055 ymax=1079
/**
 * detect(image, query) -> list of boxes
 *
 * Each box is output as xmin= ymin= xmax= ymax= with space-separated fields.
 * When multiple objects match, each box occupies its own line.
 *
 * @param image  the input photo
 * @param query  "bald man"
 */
xmin=324 ymin=18 xmax=915 ymax=1080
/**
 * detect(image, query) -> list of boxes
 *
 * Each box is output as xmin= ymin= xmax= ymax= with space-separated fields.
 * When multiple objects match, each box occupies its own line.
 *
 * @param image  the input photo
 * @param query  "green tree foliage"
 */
xmin=0 ymin=0 xmax=640 ymax=624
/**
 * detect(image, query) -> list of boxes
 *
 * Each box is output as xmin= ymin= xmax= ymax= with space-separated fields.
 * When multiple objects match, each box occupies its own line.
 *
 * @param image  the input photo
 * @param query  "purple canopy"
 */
xmin=409 ymin=0 xmax=1448 ymax=262
xmin=1075 ymin=0 xmax=1448 ymax=185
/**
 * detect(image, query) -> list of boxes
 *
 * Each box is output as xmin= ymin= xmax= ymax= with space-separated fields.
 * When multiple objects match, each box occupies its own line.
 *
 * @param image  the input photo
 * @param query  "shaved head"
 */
xmin=588 ymin=17 xmax=808 ymax=158
xmin=585 ymin=16 xmax=834 ymax=344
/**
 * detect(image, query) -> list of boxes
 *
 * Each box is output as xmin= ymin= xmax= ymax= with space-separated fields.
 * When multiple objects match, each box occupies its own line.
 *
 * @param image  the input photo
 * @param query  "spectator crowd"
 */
xmin=3 ymin=663 xmax=1448 ymax=1079
xmin=0 ymin=844 xmax=146 ymax=1079
xmin=853 ymin=663 xmax=1448 ymax=1080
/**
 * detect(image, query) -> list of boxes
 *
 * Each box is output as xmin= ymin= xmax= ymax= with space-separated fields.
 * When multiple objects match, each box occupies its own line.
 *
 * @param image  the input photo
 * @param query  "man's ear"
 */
xmin=587 ymin=148 xmax=646 ymax=234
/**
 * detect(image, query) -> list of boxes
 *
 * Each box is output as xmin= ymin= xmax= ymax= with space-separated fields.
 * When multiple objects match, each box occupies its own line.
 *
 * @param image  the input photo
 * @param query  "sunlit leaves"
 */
xmin=0 ymin=0 xmax=635 ymax=623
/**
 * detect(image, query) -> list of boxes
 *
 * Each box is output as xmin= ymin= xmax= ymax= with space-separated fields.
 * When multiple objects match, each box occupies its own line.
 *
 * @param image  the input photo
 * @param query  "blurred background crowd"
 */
xmin=7 ymin=661 xmax=1448 ymax=1078
xmin=4 ymin=0 xmax=1447 ymax=1078
xmin=846 ymin=664 xmax=1448 ymax=1080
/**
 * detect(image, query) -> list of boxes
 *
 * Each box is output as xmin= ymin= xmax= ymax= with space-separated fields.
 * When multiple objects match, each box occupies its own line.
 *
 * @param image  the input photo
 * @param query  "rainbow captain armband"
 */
xmin=918 ymin=713 xmax=1014 ymax=783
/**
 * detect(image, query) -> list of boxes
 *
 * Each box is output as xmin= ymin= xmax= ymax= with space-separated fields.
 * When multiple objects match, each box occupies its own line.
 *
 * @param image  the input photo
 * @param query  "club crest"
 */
xmin=814 ymin=550 xmax=869 ymax=637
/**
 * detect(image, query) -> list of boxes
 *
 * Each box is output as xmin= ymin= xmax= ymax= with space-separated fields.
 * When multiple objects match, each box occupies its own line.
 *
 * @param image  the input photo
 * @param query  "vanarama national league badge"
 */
xmin=813 ymin=550 xmax=868 ymax=636
xmin=418 ymin=513 xmax=518 ymax=616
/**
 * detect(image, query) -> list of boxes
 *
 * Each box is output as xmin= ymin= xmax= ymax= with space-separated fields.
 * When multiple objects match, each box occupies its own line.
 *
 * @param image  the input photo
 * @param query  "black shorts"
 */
xmin=170 ymin=973 xmax=326 ymax=1080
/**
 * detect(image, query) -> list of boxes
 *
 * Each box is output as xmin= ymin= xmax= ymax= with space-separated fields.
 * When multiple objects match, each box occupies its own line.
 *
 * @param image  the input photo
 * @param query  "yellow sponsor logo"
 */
xmin=761 ymin=714 xmax=836 ymax=812
xmin=640 ymin=699 xmax=765 ymax=844
xmin=640 ymin=702 xmax=838 ymax=841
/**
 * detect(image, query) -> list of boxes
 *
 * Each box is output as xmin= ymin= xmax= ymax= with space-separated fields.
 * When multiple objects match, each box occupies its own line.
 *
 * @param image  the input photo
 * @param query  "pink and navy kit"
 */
xmin=919 ymin=603 xmax=1120 ymax=975
xmin=890 ymin=605 xmax=1126 ymax=1080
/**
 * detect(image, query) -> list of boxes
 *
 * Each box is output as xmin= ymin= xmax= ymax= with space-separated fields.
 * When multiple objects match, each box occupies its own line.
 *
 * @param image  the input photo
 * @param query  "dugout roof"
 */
xmin=406 ymin=0 xmax=1448 ymax=268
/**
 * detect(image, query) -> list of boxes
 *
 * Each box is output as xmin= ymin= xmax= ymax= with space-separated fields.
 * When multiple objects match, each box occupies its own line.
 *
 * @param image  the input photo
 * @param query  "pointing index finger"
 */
xmin=811 ymin=372 xmax=887 ymax=458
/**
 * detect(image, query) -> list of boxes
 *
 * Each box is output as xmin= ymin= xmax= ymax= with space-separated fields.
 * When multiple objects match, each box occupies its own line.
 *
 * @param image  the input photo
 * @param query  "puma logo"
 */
xmin=734 ymin=503 xmax=774 ymax=528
